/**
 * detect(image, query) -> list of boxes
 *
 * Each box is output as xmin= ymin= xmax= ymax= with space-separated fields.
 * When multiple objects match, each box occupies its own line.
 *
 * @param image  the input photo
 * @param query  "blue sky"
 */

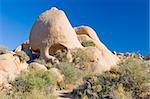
xmin=0 ymin=0 xmax=149 ymax=55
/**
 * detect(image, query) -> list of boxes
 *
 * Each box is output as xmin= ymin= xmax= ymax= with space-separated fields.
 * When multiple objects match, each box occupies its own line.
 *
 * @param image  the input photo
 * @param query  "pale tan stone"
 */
xmin=29 ymin=62 xmax=47 ymax=71
xmin=75 ymin=26 xmax=120 ymax=72
xmin=0 ymin=53 xmax=28 ymax=84
xmin=29 ymin=7 xmax=82 ymax=61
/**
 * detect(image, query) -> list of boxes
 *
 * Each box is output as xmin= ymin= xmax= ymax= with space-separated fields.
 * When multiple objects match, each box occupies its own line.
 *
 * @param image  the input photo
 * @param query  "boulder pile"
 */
xmin=112 ymin=51 xmax=144 ymax=61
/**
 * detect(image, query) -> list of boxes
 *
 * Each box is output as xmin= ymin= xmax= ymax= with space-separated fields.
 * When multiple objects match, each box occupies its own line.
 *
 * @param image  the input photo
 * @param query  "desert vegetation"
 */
xmin=0 ymin=69 xmax=57 ymax=99
xmin=1 ymin=52 xmax=149 ymax=99
xmin=81 ymin=40 xmax=96 ymax=47
xmin=72 ymin=58 xmax=150 ymax=99
xmin=56 ymin=62 xmax=81 ymax=84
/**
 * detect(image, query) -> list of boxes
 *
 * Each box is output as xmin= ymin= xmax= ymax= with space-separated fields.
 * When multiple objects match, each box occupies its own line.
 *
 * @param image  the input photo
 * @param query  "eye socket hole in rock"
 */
xmin=49 ymin=43 xmax=68 ymax=56
xmin=49 ymin=43 xmax=71 ymax=63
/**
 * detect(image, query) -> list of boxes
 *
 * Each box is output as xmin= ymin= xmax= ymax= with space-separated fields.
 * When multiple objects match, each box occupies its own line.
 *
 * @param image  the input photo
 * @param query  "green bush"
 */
xmin=0 ymin=69 xmax=57 ymax=99
xmin=11 ymin=69 xmax=56 ymax=93
xmin=56 ymin=62 xmax=81 ymax=84
xmin=0 ymin=45 xmax=8 ymax=54
xmin=81 ymin=40 xmax=96 ymax=47
xmin=72 ymin=58 xmax=150 ymax=99
xmin=15 ymin=51 xmax=29 ymax=62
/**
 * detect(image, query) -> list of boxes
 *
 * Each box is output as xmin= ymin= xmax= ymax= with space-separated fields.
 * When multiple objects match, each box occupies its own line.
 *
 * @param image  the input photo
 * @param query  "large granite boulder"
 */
xmin=29 ymin=7 xmax=82 ymax=61
xmin=29 ymin=7 xmax=119 ymax=74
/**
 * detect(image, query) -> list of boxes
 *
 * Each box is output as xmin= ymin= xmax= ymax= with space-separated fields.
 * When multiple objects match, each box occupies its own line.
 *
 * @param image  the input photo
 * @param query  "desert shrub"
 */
xmin=81 ymin=40 xmax=96 ymax=47
xmin=56 ymin=62 xmax=81 ymax=84
xmin=11 ymin=69 xmax=56 ymax=94
xmin=72 ymin=58 xmax=150 ymax=99
xmin=0 ymin=45 xmax=8 ymax=54
xmin=109 ymin=84 xmax=132 ymax=99
xmin=34 ymin=58 xmax=52 ymax=69
xmin=0 ymin=69 xmax=57 ymax=99
xmin=71 ymin=48 xmax=91 ymax=70
xmin=15 ymin=51 xmax=29 ymax=62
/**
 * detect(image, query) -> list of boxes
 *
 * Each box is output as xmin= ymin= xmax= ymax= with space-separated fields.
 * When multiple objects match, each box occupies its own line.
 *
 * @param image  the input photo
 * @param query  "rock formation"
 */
xmin=29 ymin=7 xmax=119 ymax=73
xmin=0 ymin=53 xmax=28 ymax=84
xmin=0 ymin=7 xmax=120 ymax=85
xmin=29 ymin=7 xmax=82 ymax=61
xmin=1 ymin=7 xmax=149 ymax=99
xmin=14 ymin=40 xmax=34 ymax=62
xmin=75 ymin=26 xmax=119 ymax=71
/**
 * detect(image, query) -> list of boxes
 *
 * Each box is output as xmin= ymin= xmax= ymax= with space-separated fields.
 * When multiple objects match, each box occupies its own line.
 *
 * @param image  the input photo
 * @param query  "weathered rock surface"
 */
xmin=75 ymin=26 xmax=101 ymax=42
xmin=71 ymin=47 xmax=117 ymax=73
xmin=77 ymin=47 xmax=101 ymax=63
xmin=75 ymin=26 xmax=119 ymax=69
xmin=0 ymin=53 xmax=28 ymax=84
xmin=30 ymin=7 xmax=82 ymax=61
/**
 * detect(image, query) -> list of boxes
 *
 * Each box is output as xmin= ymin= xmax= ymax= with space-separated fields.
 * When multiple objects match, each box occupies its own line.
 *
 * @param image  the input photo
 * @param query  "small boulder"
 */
xmin=29 ymin=62 xmax=47 ymax=71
